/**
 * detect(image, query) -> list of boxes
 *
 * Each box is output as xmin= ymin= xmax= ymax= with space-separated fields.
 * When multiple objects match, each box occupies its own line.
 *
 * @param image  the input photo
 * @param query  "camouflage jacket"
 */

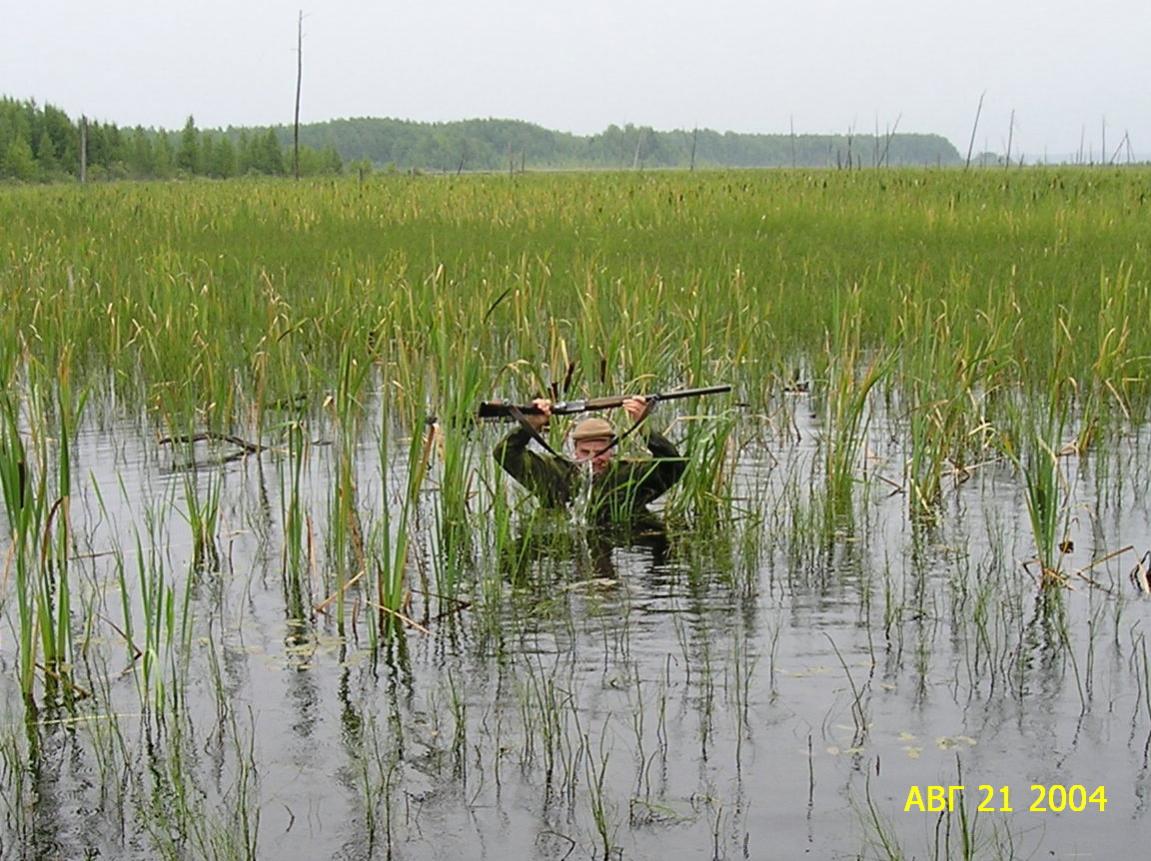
xmin=494 ymin=426 xmax=686 ymax=519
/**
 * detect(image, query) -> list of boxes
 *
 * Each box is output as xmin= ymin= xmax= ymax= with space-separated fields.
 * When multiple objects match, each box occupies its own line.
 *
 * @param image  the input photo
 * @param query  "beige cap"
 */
xmin=571 ymin=417 xmax=615 ymax=442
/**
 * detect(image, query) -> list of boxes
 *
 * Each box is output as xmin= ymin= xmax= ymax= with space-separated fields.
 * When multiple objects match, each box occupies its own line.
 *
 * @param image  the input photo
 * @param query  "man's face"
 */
xmin=574 ymin=437 xmax=614 ymax=475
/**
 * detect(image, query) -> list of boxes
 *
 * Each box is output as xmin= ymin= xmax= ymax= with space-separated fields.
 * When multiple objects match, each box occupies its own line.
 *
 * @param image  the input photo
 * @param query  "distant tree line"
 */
xmin=289 ymin=117 xmax=963 ymax=172
xmin=0 ymin=97 xmax=341 ymax=181
xmin=1 ymin=95 xmax=964 ymax=183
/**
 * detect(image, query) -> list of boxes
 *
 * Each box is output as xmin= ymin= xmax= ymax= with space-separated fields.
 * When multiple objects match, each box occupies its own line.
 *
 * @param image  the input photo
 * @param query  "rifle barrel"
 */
xmin=654 ymin=384 xmax=733 ymax=402
xmin=477 ymin=384 xmax=731 ymax=420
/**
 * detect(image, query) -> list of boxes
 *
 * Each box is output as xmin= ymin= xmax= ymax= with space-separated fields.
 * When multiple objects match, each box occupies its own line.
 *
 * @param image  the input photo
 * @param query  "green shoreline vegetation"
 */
xmin=0 ymin=95 xmax=965 ymax=182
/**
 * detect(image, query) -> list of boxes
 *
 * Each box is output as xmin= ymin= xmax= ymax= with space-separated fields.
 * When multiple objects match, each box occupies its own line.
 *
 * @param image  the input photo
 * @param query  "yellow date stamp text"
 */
xmin=904 ymin=784 xmax=1107 ymax=813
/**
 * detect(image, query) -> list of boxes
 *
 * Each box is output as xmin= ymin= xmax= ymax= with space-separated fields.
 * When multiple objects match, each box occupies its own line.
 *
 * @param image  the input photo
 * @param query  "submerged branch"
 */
xmin=158 ymin=431 xmax=268 ymax=454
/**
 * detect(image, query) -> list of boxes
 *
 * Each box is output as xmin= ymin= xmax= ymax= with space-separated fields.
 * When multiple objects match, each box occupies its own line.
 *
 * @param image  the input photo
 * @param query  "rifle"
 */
xmin=477 ymin=384 xmax=731 ymax=420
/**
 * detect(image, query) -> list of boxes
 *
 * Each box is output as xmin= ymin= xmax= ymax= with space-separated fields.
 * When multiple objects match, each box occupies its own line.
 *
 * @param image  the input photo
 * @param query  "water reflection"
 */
xmin=501 ymin=511 xmax=671 ymax=585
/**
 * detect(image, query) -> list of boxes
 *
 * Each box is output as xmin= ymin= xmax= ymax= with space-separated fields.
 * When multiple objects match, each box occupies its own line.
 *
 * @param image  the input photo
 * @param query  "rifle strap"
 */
xmin=508 ymin=404 xmax=565 ymax=459
xmin=588 ymin=395 xmax=658 ymax=458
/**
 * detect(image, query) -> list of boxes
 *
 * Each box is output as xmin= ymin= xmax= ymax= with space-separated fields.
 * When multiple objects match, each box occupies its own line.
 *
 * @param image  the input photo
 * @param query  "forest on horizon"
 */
xmin=0 ymin=94 xmax=966 ymax=181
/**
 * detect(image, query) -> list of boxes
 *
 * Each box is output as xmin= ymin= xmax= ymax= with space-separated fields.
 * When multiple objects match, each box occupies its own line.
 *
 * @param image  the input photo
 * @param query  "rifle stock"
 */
xmin=477 ymin=384 xmax=731 ymax=420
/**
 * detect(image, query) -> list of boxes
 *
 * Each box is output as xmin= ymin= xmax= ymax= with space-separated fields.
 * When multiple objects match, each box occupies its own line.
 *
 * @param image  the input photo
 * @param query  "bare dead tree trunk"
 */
xmin=294 ymin=10 xmax=303 ymax=180
xmin=1004 ymin=109 xmax=1014 ymax=168
xmin=1101 ymin=117 xmax=1106 ymax=168
xmin=1110 ymin=132 xmax=1128 ymax=165
xmin=964 ymin=91 xmax=985 ymax=170
xmin=878 ymin=114 xmax=901 ymax=167
xmin=631 ymin=129 xmax=644 ymax=170
xmin=690 ymin=127 xmax=698 ymax=171
xmin=790 ymin=116 xmax=796 ymax=167
xmin=79 ymin=116 xmax=87 ymax=183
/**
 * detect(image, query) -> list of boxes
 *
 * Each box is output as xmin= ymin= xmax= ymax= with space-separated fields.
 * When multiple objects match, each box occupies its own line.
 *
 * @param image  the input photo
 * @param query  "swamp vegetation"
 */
xmin=0 ymin=168 xmax=1150 ymax=858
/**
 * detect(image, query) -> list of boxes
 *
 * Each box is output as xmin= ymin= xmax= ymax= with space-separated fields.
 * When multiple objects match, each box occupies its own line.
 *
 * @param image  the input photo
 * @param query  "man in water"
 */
xmin=494 ymin=395 xmax=685 ymax=521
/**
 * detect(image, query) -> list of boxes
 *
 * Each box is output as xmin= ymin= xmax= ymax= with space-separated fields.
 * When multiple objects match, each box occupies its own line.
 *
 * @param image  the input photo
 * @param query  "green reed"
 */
xmin=122 ymin=525 xmax=175 ymax=712
xmin=665 ymin=408 xmax=739 ymax=529
xmin=0 ymin=356 xmax=88 ymax=709
xmin=372 ymin=376 xmax=432 ymax=640
xmin=429 ymin=315 xmax=488 ymax=593
xmin=898 ymin=291 xmax=1017 ymax=521
xmin=180 ymin=470 xmax=222 ymax=573
xmin=820 ymin=285 xmax=897 ymax=523
xmin=326 ymin=341 xmax=373 ymax=636
xmin=0 ymin=390 xmax=39 ymax=704
xmin=1080 ymin=263 xmax=1143 ymax=448
xmin=1001 ymin=402 xmax=1069 ymax=578
xmin=279 ymin=419 xmax=309 ymax=576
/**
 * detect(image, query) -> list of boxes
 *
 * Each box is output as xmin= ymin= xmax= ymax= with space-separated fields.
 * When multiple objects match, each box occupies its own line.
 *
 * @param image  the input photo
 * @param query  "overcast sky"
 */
xmin=4 ymin=1 xmax=1148 ymax=159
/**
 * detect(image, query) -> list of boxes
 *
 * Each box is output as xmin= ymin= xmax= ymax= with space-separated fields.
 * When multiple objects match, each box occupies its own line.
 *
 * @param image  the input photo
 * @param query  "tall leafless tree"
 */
xmin=294 ymin=11 xmax=303 ymax=180
xmin=964 ymin=91 xmax=985 ymax=170
xmin=79 ymin=116 xmax=87 ymax=184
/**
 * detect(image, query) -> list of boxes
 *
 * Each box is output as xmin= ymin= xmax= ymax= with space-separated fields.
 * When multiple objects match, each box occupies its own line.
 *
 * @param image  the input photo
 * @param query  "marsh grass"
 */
xmin=665 ymin=409 xmax=739 ymax=529
xmin=820 ymin=286 xmax=897 ymax=526
xmin=0 ymin=168 xmax=1150 ymax=858
xmin=899 ymin=294 xmax=1016 ymax=523
xmin=6 ymin=170 xmax=1151 ymax=424
xmin=0 ymin=357 xmax=90 ymax=710
xmin=371 ymin=382 xmax=433 ymax=640
xmin=179 ymin=470 xmax=222 ymax=573
xmin=999 ymin=378 xmax=1074 ymax=580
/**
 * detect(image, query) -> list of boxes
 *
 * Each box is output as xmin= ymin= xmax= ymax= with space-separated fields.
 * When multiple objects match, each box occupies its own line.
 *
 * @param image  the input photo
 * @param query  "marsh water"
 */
xmin=2 ymin=394 xmax=1150 ymax=860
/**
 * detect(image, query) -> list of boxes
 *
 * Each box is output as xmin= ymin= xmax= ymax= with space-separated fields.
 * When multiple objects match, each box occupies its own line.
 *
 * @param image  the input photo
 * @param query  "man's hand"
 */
xmin=622 ymin=396 xmax=650 ymax=423
xmin=527 ymin=398 xmax=552 ymax=431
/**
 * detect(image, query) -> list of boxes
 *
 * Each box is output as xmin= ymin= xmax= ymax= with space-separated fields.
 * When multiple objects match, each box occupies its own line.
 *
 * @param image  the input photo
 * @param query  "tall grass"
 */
xmin=820 ymin=286 xmax=897 ymax=523
xmin=3 ymin=170 xmax=1150 ymax=428
xmin=0 ymin=355 xmax=87 ymax=710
